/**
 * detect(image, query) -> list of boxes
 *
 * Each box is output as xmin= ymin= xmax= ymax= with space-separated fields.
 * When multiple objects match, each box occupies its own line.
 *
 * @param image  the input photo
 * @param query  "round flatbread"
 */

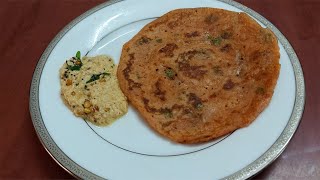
xmin=60 ymin=55 xmax=128 ymax=126
xmin=117 ymin=8 xmax=280 ymax=143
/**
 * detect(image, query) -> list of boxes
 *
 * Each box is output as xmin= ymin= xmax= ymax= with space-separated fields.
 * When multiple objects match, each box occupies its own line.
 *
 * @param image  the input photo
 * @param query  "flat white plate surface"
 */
xmin=30 ymin=0 xmax=305 ymax=179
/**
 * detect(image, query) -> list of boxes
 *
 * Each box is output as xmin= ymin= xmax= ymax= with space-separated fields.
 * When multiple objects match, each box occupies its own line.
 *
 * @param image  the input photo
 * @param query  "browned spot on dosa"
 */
xmin=122 ymin=53 xmax=142 ymax=90
xmin=185 ymin=31 xmax=200 ymax=38
xmin=159 ymin=43 xmax=178 ymax=57
xmin=154 ymin=79 xmax=166 ymax=101
xmin=223 ymin=79 xmax=235 ymax=90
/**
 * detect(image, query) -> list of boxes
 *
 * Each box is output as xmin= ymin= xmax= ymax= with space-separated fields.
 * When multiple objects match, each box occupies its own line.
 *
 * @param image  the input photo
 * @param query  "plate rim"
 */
xmin=29 ymin=0 xmax=306 ymax=179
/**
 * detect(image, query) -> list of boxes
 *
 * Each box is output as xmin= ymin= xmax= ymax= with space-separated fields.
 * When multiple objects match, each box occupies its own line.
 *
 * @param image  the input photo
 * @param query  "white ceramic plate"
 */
xmin=29 ymin=0 xmax=305 ymax=179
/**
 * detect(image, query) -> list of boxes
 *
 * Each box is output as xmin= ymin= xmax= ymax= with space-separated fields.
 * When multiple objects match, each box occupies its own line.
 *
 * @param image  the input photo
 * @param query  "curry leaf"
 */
xmin=76 ymin=51 xmax=81 ymax=60
xmin=86 ymin=72 xmax=110 ymax=83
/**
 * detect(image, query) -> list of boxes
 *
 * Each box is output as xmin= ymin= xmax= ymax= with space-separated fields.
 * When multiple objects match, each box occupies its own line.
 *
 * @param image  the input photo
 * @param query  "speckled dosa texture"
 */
xmin=117 ymin=8 xmax=280 ymax=143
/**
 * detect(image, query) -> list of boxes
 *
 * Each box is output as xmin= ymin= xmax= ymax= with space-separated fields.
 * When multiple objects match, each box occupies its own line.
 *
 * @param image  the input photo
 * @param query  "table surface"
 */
xmin=0 ymin=0 xmax=319 ymax=179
